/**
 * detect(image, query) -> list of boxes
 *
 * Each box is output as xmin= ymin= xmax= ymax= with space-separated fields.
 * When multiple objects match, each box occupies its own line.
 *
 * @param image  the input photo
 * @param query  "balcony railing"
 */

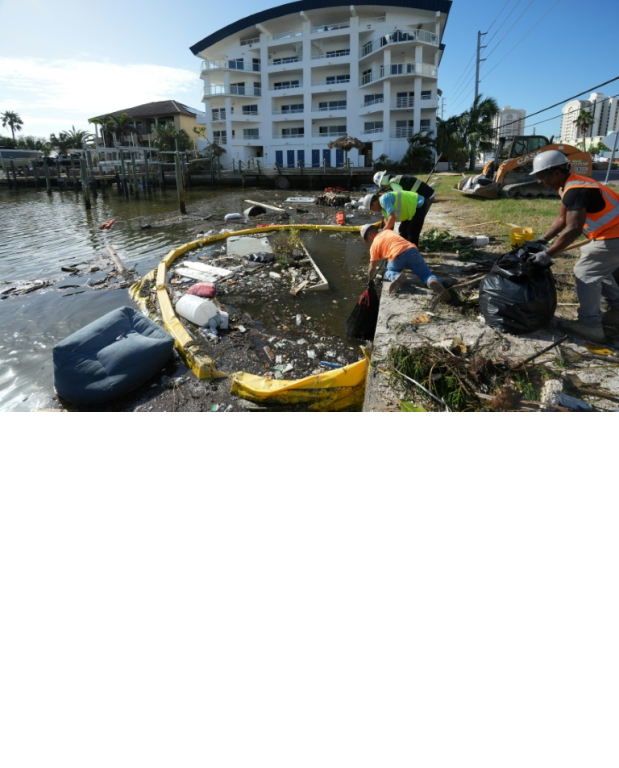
xmin=212 ymin=137 xmax=227 ymax=145
xmin=311 ymin=105 xmax=347 ymax=113
xmin=311 ymin=22 xmax=350 ymax=33
xmin=201 ymin=59 xmax=260 ymax=73
xmin=312 ymin=130 xmax=348 ymax=138
xmin=362 ymin=96 xmax=384 ymax=108
xmin=270 ymin=83 xmax=302 ymax=91
xmin=272 ymin=108 xmax=304 ymax=115
xmin=240 ymin=37 xmax=260 ymax=47
xmin=312 ymin=77 xmax=351 ymax=87
xmin=274 ymin=132 xmax=305 ymax=138
xmin=391 ymin=127 xmax=430 ymax=139
xmin=269 ymin=56 xmax=302 ymax=66
xmin=202 ymin=85 xmax=262 ymax=98
xmin=271 ymin=29 xmax=302 ymax=41
xmin=360 ymin=29 xmax=438 ymax=58
xmin=363 ymin=127 xmax=384 ymax=135
xmin=379 ymin=63 xmax=438 ymax=79
xmin=394 ymin=97 xmax=415 ymax=109
xmin=311 ymin=50 xmax=350 ymax=60
xmin=243 ymin=131 xmax=260 ymax=140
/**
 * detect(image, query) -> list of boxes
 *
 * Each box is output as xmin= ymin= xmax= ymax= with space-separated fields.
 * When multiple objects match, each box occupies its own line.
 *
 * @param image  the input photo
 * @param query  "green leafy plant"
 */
xmin=271 ymin=229 xmax=303 ymax=267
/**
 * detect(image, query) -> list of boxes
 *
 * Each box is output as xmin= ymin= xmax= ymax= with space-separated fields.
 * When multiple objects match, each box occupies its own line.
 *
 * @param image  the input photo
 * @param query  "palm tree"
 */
xmin=460 ymin=94 xmax=500 ymax=171
xmin=435 ymin=116 xmax=468 ymax=172
xmin=64 ymin=126 xmax=94 ymax=149
xmin=151 ymin=123 xmax=192 ymax=152
xmin=89 ymin=116 xmax=114 ymax=148
xmin=1 ymin=110 xmax=24 ymax=141
xmin=401 ymin=131 xmax=435 ymax=173
xmin=574 ymin=109 xmax=595 ymax=151
xmin=49 ymin=131 xmax=71 ymax=156
xmin=108 ymin=113 xmax=134 ymax=146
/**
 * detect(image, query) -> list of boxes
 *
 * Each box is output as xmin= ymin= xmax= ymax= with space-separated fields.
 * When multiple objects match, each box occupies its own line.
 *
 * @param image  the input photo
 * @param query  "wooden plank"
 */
xmin=244 ymin=199 xmax=286 ymax=213
xmin=179 ymin=261 xmax=235 ymax=277
xmin=106 ymin=245 xmax=126 ymax=273
xmin=300 ymin=242 xmax=328 ymax=290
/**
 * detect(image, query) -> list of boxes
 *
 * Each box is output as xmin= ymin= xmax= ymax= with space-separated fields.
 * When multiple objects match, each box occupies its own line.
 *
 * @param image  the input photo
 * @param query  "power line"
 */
xmin=484 ymin=0 xmax=525 ymax=49
xmin=449 ymin=54 xmax=476 ymax=95
xmin=449 ymin=66 xmax=476 ymax=106
xmin=483 ymin=0 xmax=536 ymax=62
xmin=481 ymin=0 xmax=564 ymax=81
xmin=485 ymin=0 xmax=515 ymax=37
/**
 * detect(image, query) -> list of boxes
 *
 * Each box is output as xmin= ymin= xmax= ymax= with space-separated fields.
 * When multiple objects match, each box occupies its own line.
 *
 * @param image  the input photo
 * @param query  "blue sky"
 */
xmin=1 ymin=0 xmax=617 ymax=141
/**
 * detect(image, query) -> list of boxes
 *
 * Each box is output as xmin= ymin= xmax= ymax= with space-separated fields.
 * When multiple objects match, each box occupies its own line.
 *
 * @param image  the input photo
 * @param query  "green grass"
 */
xmin=431 ymin=175 xmax=560 ymax=245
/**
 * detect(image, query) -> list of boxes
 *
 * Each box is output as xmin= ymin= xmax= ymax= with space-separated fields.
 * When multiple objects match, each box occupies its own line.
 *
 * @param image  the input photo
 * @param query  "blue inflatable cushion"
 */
xmin=53 ymin=306 xmax=174 ymax=404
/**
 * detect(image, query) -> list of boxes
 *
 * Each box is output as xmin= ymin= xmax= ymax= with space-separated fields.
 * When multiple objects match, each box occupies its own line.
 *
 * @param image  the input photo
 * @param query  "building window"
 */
xmin=212 ymin=108 xmax=226 ymax=120
xmin=318 ymin=100 xmax=346 ymax=110
xmin=282 ymin=104 xmax=304 ymax=113
xmin=229 ymin=58 xmax=244 ymax=70
xmin=281 ymin=127 xmax=304 ymax=137
xmin=319 ymin=124 xmax=346 ymax=136
xmin=365 ymin=94 xmax=382 ymax=105
xmin=242 ymin=105 xmax=258 ymax=115
xmin=364 ymin=121 xmax=383 ymax=133
xmin=213 ymin=131 xmax=227 ymax=144
xmin=243 ymin=128 xmax=259 ymax=139
xmin=274 ymin=80 xmax=300 ymax=89
xmin=420 ymin=119 xmax=431 ymax=130
xmin=326 ymin=75 xmax=350 ymax=84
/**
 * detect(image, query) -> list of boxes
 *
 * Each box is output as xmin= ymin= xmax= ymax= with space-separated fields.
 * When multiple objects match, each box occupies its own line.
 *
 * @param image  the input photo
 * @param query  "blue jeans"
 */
xmin=384 ymin=247 xmax=436 ymax=285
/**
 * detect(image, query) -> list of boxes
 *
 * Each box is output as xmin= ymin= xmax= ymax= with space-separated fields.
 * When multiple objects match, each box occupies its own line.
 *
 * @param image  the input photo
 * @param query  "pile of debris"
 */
xmin=315 ymin=193 xmax=351 ymax=207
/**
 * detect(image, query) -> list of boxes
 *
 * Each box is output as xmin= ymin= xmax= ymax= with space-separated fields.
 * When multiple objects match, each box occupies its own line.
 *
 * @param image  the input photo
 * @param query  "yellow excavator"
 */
xmin=455 ymin=135 xmax=592 ymax=199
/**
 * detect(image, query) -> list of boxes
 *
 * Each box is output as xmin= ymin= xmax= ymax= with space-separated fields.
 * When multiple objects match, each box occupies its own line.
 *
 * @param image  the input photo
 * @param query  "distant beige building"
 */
xmin=492 ymin=105 xmax=525 ymax=138
xmin=90 ymin=100 xmax=202 ymax=147
xmin=561 ymin=92 xmax=619 ymax=146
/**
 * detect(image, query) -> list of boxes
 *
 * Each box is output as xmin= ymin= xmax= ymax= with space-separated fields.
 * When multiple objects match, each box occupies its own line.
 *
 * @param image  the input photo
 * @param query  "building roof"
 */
xmin=92 ymin=101 xmax=200 ymax=121
xmin=190 ymin=0 xmax=452 ymax=55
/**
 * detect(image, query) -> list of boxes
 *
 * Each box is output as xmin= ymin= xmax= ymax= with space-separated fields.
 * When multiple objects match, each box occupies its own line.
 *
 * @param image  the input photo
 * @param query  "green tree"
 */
xmin=1 ymin=110 xmax=23 ymax=141
xmin=401 ymin=131 xmax=435 ymax=173
xmin=49 ymin=131 xmax=70 ymax=156
xmin=435 ymin=116 xmax=468 ymax=172
xmin=151 ymin=123 xmax=193 ymax=151
xmin=16 ymin=135 xmax=50 ymax=152
xmin=88 ymin=116 xmax=115 ymax=148
xmin=574 ymin=109 xmax=595 ymax=151
xmin=459 ymin=94 xmax=500 ymax=171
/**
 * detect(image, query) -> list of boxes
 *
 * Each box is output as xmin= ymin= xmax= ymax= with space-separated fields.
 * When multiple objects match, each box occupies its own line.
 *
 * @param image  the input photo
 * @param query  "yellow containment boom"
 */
xmin=231 ymin=355 xmax=369 ymax=411
xmin=130 ymin=222 xmax=369 ymax=393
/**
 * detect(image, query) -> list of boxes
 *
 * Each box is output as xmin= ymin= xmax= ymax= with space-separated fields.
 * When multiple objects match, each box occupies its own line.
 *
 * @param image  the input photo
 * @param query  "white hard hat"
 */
xmin=361 ymin=193 xmax=374 ymax=209
xmin=373 ymin=171 xmax=386 ymax=186
xmin=530 ymin=150 xmax=570 ymax=176
xmin=360 ymin=224 xmax=373 ymax=241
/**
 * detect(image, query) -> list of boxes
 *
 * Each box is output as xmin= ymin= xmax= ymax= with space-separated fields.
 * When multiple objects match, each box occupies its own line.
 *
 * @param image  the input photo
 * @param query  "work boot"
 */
xmin=556 ymin=317 xmax=606 ymax=343
xmin=602 ymin=307 xmax=619 ymax=328
xmin=429 ymin=279 xmax=452 ymax=304
xmin=388 ymin=272 xmax=407 ymax=295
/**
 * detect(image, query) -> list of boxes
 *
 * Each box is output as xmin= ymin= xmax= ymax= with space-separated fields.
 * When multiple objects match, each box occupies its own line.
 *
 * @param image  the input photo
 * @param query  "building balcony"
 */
xmin=212 ymin=137 xmax=227 ymax=146
xmin=311 ymin=105 xmax=347 ymax=113
xmin=240 ymin=36 xmax=260 ymax=47
xmin=311 ymin=77 xmax=351 ymax=90
xmin=270 ymin=29 xmax=303 ymax=41
xmin=359 ymin=29 xmax=438 ymax=59
xmin=269 ymin=83 xmax=303 ymax=93
xmin=273 ymin=132 xmax=305 ymax=141
xmin=391 ymin=127 xmax=432 ymax=139
xmin=200 ymin=59 xmax=260 ymax=76
xmin=362 ymin=127 xmax=384 ymax=136
xmin=310 ymin=50 xmax=351 ymax=65
xmin=360 ymin=63 xmax=437 ymax=87
xmin=310 ymin=22 xmax=350 ymax=34
xmin=268 ymin=56 xmax=303 ymax=68
xmin=272 ymin=109 xmax=304 ymax=118
xmin=360 ymin=97 xmax=384 ymax=114
xmin=231 ymin=113 xmax=260 ymax=122
xmin=202 ymin=85 xmax=262 ymax=100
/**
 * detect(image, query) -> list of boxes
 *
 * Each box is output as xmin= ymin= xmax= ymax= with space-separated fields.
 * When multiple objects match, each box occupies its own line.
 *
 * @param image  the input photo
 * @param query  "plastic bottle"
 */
xmin=176 ymin=294 xmax=219 ymax=326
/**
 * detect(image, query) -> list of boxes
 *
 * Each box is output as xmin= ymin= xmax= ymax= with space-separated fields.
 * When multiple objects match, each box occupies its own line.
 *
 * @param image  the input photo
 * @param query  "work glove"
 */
xmin=528 ymin=249 xmax=552 ymax=267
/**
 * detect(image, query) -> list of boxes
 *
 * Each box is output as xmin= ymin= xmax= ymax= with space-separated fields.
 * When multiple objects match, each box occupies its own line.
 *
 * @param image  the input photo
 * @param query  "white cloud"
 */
xmin=0 ymin=57 xmax=201 ymax=136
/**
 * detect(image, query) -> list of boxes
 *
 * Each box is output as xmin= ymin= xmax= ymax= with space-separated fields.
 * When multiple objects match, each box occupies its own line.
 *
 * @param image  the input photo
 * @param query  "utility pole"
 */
xmin=474 ymin=30 xmax=487 ymax=104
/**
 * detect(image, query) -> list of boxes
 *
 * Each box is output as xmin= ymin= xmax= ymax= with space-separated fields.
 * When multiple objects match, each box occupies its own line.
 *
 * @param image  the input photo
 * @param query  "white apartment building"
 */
xmin=561 ymin=92 xmax=619 ymax=146
xmin=492 ymin=105 xmax=525 ymax=138
xmin=190 ymin=0 xmax=452 ymax=169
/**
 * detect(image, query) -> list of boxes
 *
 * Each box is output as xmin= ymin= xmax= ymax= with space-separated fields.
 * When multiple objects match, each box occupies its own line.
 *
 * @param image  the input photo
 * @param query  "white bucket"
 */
xmin=176 ymin=294 xmax=219 ymax=326
xmin=472 ymin=235 xmax=489 ymax=246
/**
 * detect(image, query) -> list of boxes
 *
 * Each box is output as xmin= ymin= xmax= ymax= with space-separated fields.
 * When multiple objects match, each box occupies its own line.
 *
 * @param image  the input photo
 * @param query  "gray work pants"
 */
xmin=574 ymin=237 xmax=619 ymax=326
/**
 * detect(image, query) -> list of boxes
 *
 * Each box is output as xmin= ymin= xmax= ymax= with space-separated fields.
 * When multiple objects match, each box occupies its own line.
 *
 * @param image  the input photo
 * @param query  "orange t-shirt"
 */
xmin=369 ymin=229 xmax=416 ymax=262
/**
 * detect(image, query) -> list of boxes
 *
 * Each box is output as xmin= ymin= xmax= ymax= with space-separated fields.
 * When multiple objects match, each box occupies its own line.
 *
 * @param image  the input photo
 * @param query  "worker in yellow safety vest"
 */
xmin=363 ymin=189 xmax=426 ymax=247
xmin=530 ymin=150 xmax=619 ymax=343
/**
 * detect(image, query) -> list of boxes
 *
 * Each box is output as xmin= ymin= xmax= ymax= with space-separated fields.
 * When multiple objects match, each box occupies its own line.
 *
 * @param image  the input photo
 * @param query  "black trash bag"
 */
xmin=479 ymin=242 xmax=557 ymax=334
xmin=246 ymin=252 xmax=274 ymax=263
xmin=346 ymin=281 xmax=380 ymax=340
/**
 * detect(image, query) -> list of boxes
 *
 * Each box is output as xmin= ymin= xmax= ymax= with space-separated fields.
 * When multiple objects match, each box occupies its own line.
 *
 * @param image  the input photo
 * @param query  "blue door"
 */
xmin=297 ymin=150 xmax=305 ymax=168
xmin=312 ymin=149 xmax=320 ymax=168
xmin=275 ymin=150 xmax=283 ymax=167
xmin=336 ymin=149 xmax=344 ymax=167
xmin=322 ymin=149 xmax=331 ymax=167
xmin=287 ymin=150 xmax=295 ymax=168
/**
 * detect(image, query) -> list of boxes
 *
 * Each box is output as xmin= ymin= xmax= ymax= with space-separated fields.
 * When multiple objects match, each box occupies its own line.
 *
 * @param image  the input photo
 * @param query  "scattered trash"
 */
xmin=296 ymin=314 xmax=303 ymax=326
xmin=319 ymin=361 xmax=342 ymax=368
xmin=99 ymin=218 xmax=116 ymax=230
xmin=246 ymin=252 xmax=274 ymax=263
xmin=224 ymin=213 xmax=243 ymax=222
xmin=264 ymin=346 xmax=274 ymax=361
xmin=187 ymin=282 xmax=216 ymax=298
xmin=244 ymin=205 xmax=267 ymax=217
xmin=269 ymin=272 xmax=282 ymax=280
xmin=176 ymin=295 xmax=219 ymax=326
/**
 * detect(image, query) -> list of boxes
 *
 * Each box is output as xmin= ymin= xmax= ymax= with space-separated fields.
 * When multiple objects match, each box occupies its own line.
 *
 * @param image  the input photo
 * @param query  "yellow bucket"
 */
xmin=510 ymin=226 xmax=534 ymax=247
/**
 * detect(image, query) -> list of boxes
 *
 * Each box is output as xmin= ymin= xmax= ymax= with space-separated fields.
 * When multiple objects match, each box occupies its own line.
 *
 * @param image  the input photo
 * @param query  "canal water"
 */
xmin=0 ymin=186 xmax=369 ymax=411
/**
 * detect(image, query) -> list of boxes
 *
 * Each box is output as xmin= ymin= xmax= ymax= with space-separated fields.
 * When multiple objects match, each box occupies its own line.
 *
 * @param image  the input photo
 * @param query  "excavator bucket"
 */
xmin=454 ymin=175 xmax=501 ymax=200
